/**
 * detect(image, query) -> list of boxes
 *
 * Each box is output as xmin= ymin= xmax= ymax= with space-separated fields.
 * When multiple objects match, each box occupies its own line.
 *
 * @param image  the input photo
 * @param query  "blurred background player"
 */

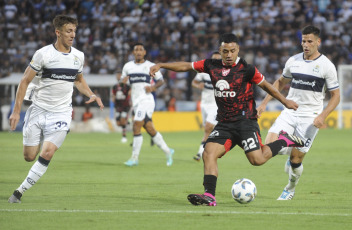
xmin=192 ymin=51 xmax=221 ymax=161
xmin=120 ymin=43 xmax=174 ymax=167
xmin=257 ymin=25 xmax=340 ymax=200
xmin=8 ymin=15 xmax=104 ymax=203
xmin=112 ymin=73 xmax=131 ymax=143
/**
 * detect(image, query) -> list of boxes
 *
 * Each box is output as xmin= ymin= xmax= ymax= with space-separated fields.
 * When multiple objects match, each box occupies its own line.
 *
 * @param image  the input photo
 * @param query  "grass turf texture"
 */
xmin=1 ymin=129 xmax=351 ymax=230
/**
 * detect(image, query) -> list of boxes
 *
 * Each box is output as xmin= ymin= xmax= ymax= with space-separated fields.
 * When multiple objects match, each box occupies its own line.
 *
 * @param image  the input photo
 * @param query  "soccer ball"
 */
xmin=231 ymin=178 xmax=257 ymax=204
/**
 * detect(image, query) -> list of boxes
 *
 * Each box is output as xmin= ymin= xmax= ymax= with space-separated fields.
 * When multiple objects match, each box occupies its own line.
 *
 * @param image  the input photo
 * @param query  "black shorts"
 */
xmin=205 ymin=119 xmax=263 ymax=154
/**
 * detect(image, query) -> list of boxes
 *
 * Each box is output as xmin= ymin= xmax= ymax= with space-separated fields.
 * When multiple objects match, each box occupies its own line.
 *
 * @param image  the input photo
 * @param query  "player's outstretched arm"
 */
xmin=258 ymin=80 xmax=298 ymax=111
xmin=149 ymin=62 xmax=193 ymax=77
xmin=74 ymin=73 xmax=104 ymax=110
xmin=9 ymin=66 xmax=37 ymax=130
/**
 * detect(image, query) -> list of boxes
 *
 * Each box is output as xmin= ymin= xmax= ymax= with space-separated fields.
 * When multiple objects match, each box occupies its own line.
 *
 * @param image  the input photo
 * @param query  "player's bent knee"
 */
xmin=23 ymin=146 xmax=40 ymax=162
xmin=23 ymin=152 xmax=37 ymax=162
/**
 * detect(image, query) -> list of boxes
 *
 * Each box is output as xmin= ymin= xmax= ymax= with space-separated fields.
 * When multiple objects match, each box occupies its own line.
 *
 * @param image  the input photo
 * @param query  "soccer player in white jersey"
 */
xmin=8 ymin=15 xmax=104 ymax=203
xmin=257 ymin=25 xmax=340 ymax=200
xmin=120 ymin=43 xmax=174 ymax=167
xmin=192 ymin=52 xmax=221 ymax=161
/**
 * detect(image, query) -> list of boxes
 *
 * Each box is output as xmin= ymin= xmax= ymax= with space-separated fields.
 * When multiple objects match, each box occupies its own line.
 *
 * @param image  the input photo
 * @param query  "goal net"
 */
xmin=337 ymin=65 xmax=352 ymax=129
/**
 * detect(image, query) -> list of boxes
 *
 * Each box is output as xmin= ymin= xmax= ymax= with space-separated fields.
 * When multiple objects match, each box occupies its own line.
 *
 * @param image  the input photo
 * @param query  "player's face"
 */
xmin=57 ymin=23 xmax=76 ymax=50
xmin=133 ymin=45 xmax=146 ymax=63
xmin=301 ymin=34 xmax=321 ymax=60
xmin=219 ymin=42 xmax=239 ymax=66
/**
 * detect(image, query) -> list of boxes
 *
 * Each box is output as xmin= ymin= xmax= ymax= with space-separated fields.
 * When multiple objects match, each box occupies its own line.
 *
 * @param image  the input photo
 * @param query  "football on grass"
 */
xmin=231 ymin=178 xmax=257 ymax=204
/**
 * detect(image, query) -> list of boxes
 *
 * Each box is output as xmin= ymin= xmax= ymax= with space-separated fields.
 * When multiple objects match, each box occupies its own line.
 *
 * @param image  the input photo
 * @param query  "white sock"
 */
xmin=286 ymin=164 xmax=303 ymax=191
xmin=132 ymin=135 xmax=143 ymax=159
xmin=152 ymin=132 xmax=171 ymax=156
xmin=197 ymin=143 xmax=204 ymax=156
xmin=17 ymin=160 xmax=48 ymax=194
xmin=278 ymin=147 xmax=292 ymax=155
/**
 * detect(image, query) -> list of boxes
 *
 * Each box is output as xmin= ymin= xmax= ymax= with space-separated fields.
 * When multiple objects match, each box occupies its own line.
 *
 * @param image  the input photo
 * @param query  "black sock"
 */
xmin=122 ymin=125 xmax=126 ymax=136
xmin=203 ymin=175 xmax=217 ymax=196
xmin=266 ymin=140 xmax=287 ymax=157
xmin=290 ymin=161 xmax=302 ymax=169
xmin=38 ymin=156 xmax=50 ymax=166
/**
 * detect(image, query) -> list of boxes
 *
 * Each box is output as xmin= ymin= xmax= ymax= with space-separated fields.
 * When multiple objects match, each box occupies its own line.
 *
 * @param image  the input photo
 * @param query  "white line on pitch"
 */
xmin=0 ymin=209 xmax=351 ymax=217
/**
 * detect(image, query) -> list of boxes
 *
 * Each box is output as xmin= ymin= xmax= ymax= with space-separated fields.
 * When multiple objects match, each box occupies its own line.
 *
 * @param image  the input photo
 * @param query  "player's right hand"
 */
xmin=9 ymin=113 xmax=20 ymax=131
xmin=284 ymin=99 xmax=299 ymax=110
xmin=149 ymin=64 xmax=160 ymax=77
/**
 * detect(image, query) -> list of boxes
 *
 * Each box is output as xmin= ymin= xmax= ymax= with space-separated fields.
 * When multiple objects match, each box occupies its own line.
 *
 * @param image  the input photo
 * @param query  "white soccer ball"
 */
xmin=231 ymin=178 xmax=257 ymax=204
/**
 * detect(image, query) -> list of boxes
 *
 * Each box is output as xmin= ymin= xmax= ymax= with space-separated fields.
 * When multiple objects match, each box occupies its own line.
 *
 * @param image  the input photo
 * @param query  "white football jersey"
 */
xmin=283 ymin=53 xmax=339 ymax=116
xmin=28 ymin=44 xmax=84 ymax=112
xmin=194 ymin=73 xmax=217 ymax=107
xmin=120 ymin=60 xmax=163 ymax=106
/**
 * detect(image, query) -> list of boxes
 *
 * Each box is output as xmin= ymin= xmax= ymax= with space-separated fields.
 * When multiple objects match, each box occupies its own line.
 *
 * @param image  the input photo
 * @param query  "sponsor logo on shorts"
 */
xmin=209 ymin=130 xmax=219 ymax=138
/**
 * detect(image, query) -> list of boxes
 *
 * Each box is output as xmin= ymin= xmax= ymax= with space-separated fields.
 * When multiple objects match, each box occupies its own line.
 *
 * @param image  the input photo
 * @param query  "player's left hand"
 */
xmin=284 ymin=99 xmax=299 ymax=110
xmin=256 ymin=104 xmax=266 ymax=118
xmin=313 ymin=115 xmax=326 ymax=128
xmin=86 ymin=95 xmax=104 ymax=110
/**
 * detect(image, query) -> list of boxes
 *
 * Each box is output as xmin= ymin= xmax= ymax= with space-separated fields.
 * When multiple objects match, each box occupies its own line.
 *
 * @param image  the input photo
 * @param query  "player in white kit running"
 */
xmin=120 ymin=43 xmax=174 ymax=167
xmin=8 ymin=15 xmax=104 ymax=203
xmin=192 ymin=52 xmax=221 ymax=161
xmin=257 ymin=25 xmax=340 ymax=200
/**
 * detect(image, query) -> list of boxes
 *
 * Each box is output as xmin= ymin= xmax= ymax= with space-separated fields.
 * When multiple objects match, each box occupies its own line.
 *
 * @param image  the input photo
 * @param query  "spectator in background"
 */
xmin=0 ymin=0 xmax=351 ymax=106
xmin=82 ymin=105 xmax=93 ymax=122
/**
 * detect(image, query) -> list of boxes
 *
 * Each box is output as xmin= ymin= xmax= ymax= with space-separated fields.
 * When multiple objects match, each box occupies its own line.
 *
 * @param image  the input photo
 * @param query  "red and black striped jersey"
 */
xmin=192 ymin=57 xmax=264 ymax=122
xmin=112 ymin=83 xmax=131 ymax=109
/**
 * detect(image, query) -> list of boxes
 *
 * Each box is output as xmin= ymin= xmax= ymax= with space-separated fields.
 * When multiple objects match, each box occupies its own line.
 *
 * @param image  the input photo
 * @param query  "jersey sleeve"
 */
xmin=282 ymin=56 xmax=295 ymax=79
xmin=153 ymin=70 xmax=163 ymax=81
xmin=194 ymin=73 xmax=203 ymax=82
xmin=78 ymin=54 xmax=84 ymax=73
xmin=120 ymin=64 xmax=128 ymax=83
xmin=251 ymin=67 xmax=265 ymax=85
xmin=192 ymin=59 xmax=206 ymax=73
xmin=29 ymin=50 xmax=44 ymax=72
xmin=325 ymin=62 xmax=339 ymax=91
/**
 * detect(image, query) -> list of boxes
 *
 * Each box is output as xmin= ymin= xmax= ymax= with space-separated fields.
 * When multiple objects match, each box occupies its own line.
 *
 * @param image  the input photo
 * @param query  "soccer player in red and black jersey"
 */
xmin=150 ymin=33 xmax=304 ymax=206
xmin=112 ymin=73 xmax=131 ymax=143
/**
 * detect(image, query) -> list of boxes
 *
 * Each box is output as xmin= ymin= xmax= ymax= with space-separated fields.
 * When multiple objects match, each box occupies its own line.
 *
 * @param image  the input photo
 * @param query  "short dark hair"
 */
xmin=53 ymin=15 xmax=78 ymax=29
xmin=301 ymin=25 xmax=320 ymax=37
xmin=211 ymin=51 xmax=220 ymax=56
xmin=219 ymin=33 xmax=239 ymax=46
xmin=133 ymin=42 xmax=145 ymax=49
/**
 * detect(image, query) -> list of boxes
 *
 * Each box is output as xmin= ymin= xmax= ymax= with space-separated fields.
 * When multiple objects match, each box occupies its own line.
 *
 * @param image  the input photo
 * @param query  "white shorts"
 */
xmin=116 ymin=111 xmax=128 ymax=119
xmin=23 ymin=104 xmax=72 ymax=148
xmin=133 ymin=100 xmax=155 ymax=122
xmin=268 ymin=110 xmax=319 ymax=153
xmin=201 ymin=104 xmax=218 ymax=126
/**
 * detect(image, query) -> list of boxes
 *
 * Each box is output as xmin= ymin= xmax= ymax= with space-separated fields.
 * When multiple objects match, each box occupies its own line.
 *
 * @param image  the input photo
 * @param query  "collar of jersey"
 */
xmin=52 ymin=44 xmax=71 ymax=55
xmin=302 ymin=53 xmax=322 ymax=62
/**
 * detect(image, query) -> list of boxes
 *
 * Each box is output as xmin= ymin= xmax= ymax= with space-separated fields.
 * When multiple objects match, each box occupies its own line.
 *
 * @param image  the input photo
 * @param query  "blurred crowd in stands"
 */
xmin=1 ymin=0 xmax=352 ymax=107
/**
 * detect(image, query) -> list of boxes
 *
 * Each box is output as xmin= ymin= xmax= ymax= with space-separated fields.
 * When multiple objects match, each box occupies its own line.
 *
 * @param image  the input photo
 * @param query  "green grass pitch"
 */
xmin=1 ymin=129 xmax=351 ymax=230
